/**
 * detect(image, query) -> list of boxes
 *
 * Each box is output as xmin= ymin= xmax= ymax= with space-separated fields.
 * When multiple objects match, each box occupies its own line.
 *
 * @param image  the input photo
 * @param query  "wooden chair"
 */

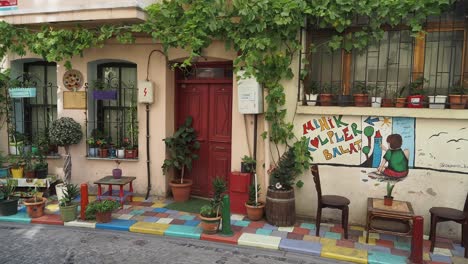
xmin=429 ymin=193 xmax=468 ymax=258
xmin=311 ymin=164 xmax=350 ymax=239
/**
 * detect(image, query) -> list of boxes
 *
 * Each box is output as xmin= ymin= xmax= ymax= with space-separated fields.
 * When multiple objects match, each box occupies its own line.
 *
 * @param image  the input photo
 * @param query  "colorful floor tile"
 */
xmin=280 ymin=238 xmax=322 ymax=256
xmin=238 ymin=233 xmax=281 ymax=250
xmin=31 ymin=214 xmax=63 ymax=225
xmin=164 ymin=225 xmax=201 ymax=239
xmin=201 ymin=231 xmax=243 ymax=245
xmin=368 ymin=251 xmax=407 ymax=264
xmin=95 ymin=219 xmax=137 ymax=231
xmin=64 ymin=220 xmax=96 ymax=228
xmin=0 ymin=212 xmax=31 ymax=223
xmin=129 ymin=222 xmax=169 ymax=235
xmin=321 ymin=245 xmax=368 ymax=264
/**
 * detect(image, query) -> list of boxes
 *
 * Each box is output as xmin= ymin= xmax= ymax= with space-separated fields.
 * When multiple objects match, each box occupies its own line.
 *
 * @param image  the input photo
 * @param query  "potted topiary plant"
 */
xmin=265 ymin=138 xmax=311 ymax=226
xmin=85 ymin=199 xmax=120 ymax=223
xmin=384 ymin=181 xmax=396 ymax=206
xmin=162 ymin=116 xmax=200 ymax=202
xmin=59 ymin=183 xmax=80 ymax=222
xmin=245 ymin=183 xmax=264 ymax=221
xmin=49 ymin=117 xmax=83 ymax=201
xmin=0 ymin=179 xmax=19 ymax=216
xmin=199 ymin=176 xmax=227 ymax=234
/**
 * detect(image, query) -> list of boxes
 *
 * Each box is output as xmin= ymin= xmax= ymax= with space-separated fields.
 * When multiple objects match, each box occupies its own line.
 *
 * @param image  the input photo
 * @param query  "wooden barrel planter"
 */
xmin=265 ymin=187 xmax=295 ymax=226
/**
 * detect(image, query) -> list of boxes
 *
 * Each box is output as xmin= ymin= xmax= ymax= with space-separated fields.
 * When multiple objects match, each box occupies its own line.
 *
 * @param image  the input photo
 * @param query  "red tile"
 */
xmin=142 ymin=211 xmax=158 ymax=217
xmin=129 ymin=201 xmax=144 ymax=206
xmin=241 ymin=227 xmax=257 ymax=234
xmin=139 ymin=202 xmax=154 ymax=206
xmin=31 ymin=214 xmax=64 ymax=225
xmin=170 ymin=219 xmax=186 ymax=225
xmin=287 ymin=232 xmax=304 ymax=240
xmin=156 ymin=213 xmax=170 ymax=218
xmin=201 ymin=231 xmax=242 ymax=245
xmin=292 ymin=227 xmax=310 ymax=235
xmin=330 ymin=226 xmax=344 ymax=234
xmin=231 ymin=225 xmax=243 ymax=232
xmin=391 ymin=248 xmax=410 ymax=257
xmin=336 ymin=240 xmax=355 ymax=248
xmin=376 ymin=239 xmax=394 ymax=248
xmin=248 ymin=221 xmax=266 ymax=229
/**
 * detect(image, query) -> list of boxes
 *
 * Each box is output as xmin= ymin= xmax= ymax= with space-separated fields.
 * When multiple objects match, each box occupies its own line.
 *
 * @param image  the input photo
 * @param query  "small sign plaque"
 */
xmin=63 ymin=91 xmax=87 ymax=109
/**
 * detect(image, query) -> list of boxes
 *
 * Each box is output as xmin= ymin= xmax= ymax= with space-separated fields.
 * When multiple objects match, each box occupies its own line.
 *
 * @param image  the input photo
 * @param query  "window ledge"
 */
xmin=296 ymin=105 xmax=468 ymax=120
xmin=86 ymin=157 xmax=139 ymax=162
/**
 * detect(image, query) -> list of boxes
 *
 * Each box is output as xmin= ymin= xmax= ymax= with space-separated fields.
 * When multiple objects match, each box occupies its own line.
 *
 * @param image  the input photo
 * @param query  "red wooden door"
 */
xmin=176 ymin=79 xmax=232 ymax=197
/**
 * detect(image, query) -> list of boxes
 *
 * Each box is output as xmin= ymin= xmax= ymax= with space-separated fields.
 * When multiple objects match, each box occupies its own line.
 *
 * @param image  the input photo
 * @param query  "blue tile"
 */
xmin=0 ymin=212 xmax=31 ymax=223
xmin=379 ymin=234 xmax=397 ymax=241
xmin=165 ymin=225 xmax=201 ymax=239
xmin=271 ymin=230 xmax=288 ymax=238
xmin=233 ymin=220 xmax=250 ymax=227
xmin=452 ymin=244 xmax=465 ymax=257
xmin=256 ymin=228 xmax=273 ymax=235
xmin=179 ymin=215 xmax=195 ymax=221
xmin=165 ymin=210 xmax=179 ymax=214
xmin=96 ymin=219 xmax=137 ymax=231
xmin=279 ymin=238 xmax=321 ymax=256
xmin=368 ymin=245 xmax=391 ymax=254
xmin=368 ymin=251 xmax=407 ymax=264
xmin=143 ymin=217 xmax=159 ymax=222
xmin=184 ymin=220 xmax=200 ymax=226
xmin=394 ymin=241 xmax=410 ymax=251
xmin=300 ymin=223 xmax=316 ymax=230
xmin=153 ymin=208 xmax=167 ymax=213
xmin=324 ymin=232 xmax=341 ymax=240
xmin=262 ymin=223 xmax=278 ymax=230
xmin=355 ymin=243 xmax=371 ymax=251
xmin=430 ymin=253 xmax=452 ymax=263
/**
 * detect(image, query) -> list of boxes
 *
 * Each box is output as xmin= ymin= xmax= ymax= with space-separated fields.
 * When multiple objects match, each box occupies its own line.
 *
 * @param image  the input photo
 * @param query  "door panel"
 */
xmin=208 ymin=143 xmax=231 ymax=195
xmin=209 ymin=84 xmax=232 ymax=143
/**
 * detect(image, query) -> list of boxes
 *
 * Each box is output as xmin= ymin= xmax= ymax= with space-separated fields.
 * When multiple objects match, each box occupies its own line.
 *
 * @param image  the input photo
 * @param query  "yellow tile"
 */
xmin=132 ymin=197 xmax=145 ymax=202
xmin=303 ymin=235 xmax=321 ymax=243
xmin=320 ymin=237 xmax=337 ymax=247
xmin=350 ymin=226 xmax=365 ymax=231
xmin=129 ymin=222 xmax=169 ymax=236
xmin=151 ymin=202 xmax=166 ymax=208
xmin=45 ymin=204 xmax=60 ymax=212
xmin=88 ymin=196 xmax=97 ymax=202
xmin=321 ymin=245 xmax=367 ymax=264
xmin=423 ymin=253 xmax=430 ymax=261
xmin=358 ymin=236 xmax=376 ymax=245
xmin=452 ymin=256 xmax=468 ymax=264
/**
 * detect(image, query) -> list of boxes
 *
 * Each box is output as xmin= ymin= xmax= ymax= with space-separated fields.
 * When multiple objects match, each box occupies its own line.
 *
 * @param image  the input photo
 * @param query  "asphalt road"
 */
xmin=0 ymin=222 xmax=348 ymax=264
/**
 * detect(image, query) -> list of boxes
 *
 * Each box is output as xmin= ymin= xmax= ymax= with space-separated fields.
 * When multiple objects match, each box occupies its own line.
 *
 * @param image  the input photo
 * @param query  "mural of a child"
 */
xmin=377 ymin=134 xmax=409 ymax=179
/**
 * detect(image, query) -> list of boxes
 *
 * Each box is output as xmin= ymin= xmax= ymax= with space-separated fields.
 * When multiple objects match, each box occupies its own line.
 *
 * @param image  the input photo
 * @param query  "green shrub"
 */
xmin=85 ymin=200 xmax=120 ymax=219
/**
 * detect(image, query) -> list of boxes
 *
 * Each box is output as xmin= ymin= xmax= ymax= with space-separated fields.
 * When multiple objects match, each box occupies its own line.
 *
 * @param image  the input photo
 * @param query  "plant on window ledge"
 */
xmin=352 ymin=82 xmax=370 ymax=107
xmin=8 ymin=73 xmax=38 ymax=98
xmin=406 ymin=77 xmax=427 ymax=108
xmin=91 ymin=79 xmax=117 ymax=100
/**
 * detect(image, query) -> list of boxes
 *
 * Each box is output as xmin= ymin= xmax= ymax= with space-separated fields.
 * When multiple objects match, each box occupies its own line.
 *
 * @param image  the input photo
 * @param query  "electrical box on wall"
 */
xmin=237 ymin=72 xmax=263 ymax=114
xmin=138 ymin=81 xmax=154 ymax=104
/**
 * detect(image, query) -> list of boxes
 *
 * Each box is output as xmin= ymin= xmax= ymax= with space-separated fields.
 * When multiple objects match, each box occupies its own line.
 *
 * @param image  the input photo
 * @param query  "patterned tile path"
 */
xmin=0 ymin=196 xmax=466 ymax=264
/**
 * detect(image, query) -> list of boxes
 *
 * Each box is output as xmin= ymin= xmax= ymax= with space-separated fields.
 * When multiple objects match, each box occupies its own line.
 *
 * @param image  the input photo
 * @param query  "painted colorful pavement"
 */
xmin=0 ymin=196 xmax=466 ymax=264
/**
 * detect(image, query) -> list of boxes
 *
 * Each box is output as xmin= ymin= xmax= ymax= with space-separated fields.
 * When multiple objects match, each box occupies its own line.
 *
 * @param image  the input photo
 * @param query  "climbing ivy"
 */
xmin=0 ymin=0 xmax=456 ymax=162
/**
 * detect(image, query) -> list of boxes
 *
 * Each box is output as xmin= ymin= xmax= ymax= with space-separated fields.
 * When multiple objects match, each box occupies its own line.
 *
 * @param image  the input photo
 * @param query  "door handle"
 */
xmin=215 ymin=146 xmax=225 ymax=150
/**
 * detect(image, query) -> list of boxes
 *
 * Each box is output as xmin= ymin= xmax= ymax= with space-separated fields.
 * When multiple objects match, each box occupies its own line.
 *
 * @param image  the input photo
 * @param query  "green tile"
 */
xmin=233 ymin=220 xmax=250 ymax=227
xmin=0 ymin=212 xmax=31 ymax=223
xmin=368 ymin=251 xmax=407 ymax=264
xmin=256 ymin=228 xmax=272 ymax=235
xmin=324 ymin=232 xmax=342 ymax=240
xmin=300 ymin=223 xmax=316 ymax=230
xmin=165 ymin=225 xmax=201 ymax=239
xmin=394 ymin=241 xmax=410 ymax=251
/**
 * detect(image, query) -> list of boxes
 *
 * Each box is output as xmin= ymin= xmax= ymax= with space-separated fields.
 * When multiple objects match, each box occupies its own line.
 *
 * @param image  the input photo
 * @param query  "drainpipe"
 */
xmin=145 ymin=103 xmax=151 ymax=200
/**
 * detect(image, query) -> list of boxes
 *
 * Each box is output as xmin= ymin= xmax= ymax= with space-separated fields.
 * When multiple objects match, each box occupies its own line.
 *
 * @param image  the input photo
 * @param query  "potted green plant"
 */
xmin=406 ymin=77 xmax=427 ymax=108
xmin=384 ymin=181 xmax=396 ymax=206
xmin=8 ymin=74 xmax=37 ymax=98
xmin=352 ymin=81 xmax=370 ymax=107
xmin=91 ymin=79 xmax=117 ymax=100
xmin=96 ymin=138 xmax=108 ymax=158
xmin=265 ymin=138 xmax=311 ymax=226
xmin=49 ymin=117 xmax=82 ymax=202
xmin=448 ymin=85 xmax=467 ymax=109
xmin=0 ymin=179 xmax=19 ymax=216
xmin=393 ymin=85 xmax=407 ymax=108
xmin=34 ymin=153 xmax=48 ymax=179
xmin=162 ymin=116 xmax=200 ymax=202
xmin=59 ymin=183 xmax=80 ymax=222
xmin=8 ymin=155 xmax=24 ymax=179
xmin=370 ymin=85 xmax=382 ymax=108
xmin=87 ymin=137 xmax=98 ymax=157
xmin=241 ymin=155 xmax=256 ymax=173
xmin=85 ymin=199 xmax=120 ymax=223
xmin=304 ymin=80 xmax=319 ymax=106
xmin=319 ymin=83 xmax=337 ymax=106
xmin=8 ymin=131 xmax=25 ymax=156
xmin=23 ymin=184 xmax=47 ymax=218
xmin=199 ymin=176 xmax=227 ymax=234
xmin=245 ymin=184 xmax=264 ymax=221
xmin=22 ymin=151 xmax=35 ymax=178
xmin=0 ymin=152 xmax=9 ymax=178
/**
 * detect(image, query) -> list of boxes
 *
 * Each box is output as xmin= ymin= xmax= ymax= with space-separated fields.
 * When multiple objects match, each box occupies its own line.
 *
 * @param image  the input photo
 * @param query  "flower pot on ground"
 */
xmin=55 ymin=183 xmax=66 ymax=203
xmin=23 ymin=195 xmax=47 ymax=218
xmin=59 ymin=183 xmax=80 ymax=222
xmin=245 ymin=184 xmax=264 ymax=221
xmin=266 ymin=139 xmax=311 ymax=226
xmin=428 ymin=95 xmax=447 ymax=109
xmin=0 ymin=179 xmax=19 ymax=216
xmin=168 ymin=179 xmax=193 ymax=202
xmin=85 ymin=199 xmax=120 ymax=223
xmin=199 ymin=177 xmax=227 ymax=234
xmin=162 ymin=116 xmax=200 ymax=202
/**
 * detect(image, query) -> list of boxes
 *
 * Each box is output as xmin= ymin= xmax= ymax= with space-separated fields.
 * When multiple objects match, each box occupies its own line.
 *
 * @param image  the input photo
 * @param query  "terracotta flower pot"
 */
xmin=448 ymin=95 xmax=467 ymax=109
xmin=383 ymin=196 xmax=393 ymax=206
xmin=98 ymin=148 xmax=108 ymax=158
xmin=23 ymin=197 xmax=47 ymax=218
xmin=245 ymin=202 xmax=265 ymax=221
xmin=381 ymin=98 xmax=393 ymax=107
xmin=96 ymin=211 xmax=112 ymax=223
xmin=395 ymin=98 xmax=406 ymax=108
xmin=319 ymin=94 xmax=334 ymax=106
xmin=169 ymin=179 xmax=193 ymax=202
xmin=353 ymin=94 xmax=369 ymax=107
xmin=199 ymin=214 xmax=221 ymax=234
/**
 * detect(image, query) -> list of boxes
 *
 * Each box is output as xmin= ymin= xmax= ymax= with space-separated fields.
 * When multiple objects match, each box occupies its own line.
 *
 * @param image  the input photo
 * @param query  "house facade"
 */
xmin=0 ymin=0 xmax=467 ymax=239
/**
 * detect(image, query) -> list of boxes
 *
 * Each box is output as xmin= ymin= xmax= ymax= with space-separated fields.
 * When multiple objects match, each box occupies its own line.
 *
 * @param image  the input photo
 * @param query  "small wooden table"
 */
xmin=94 ymin=176 xmax=136 ymax=207
xmin=366 ymin=197 xmax=414 ymax=243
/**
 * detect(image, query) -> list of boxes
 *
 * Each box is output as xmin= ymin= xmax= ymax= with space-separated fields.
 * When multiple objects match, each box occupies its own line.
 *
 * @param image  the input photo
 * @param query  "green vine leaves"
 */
xmin=0 ymin=0 xmax=456 ymax=159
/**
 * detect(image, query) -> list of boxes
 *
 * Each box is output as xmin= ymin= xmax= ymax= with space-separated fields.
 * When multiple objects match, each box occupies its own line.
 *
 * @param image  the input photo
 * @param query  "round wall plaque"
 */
xmin=63 ymin=69 xmax=83 ymax=90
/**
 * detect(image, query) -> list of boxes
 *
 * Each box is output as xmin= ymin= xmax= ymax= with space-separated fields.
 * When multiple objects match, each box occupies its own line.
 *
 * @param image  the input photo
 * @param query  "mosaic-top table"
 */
xmin=94 ymin=176 xmax=136 ymax=206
